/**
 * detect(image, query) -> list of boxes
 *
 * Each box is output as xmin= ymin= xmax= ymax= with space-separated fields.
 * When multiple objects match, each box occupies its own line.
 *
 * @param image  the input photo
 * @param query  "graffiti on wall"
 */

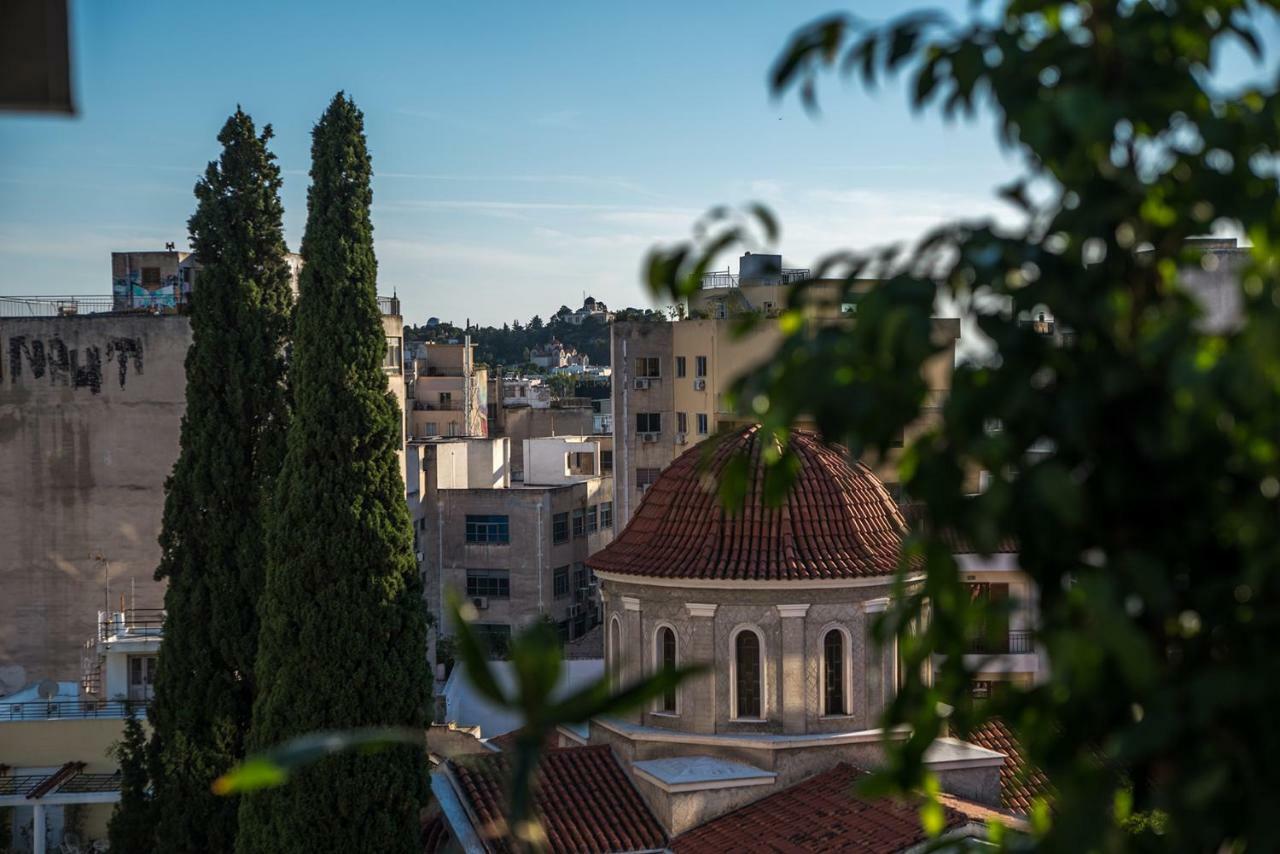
xmin=6 ymin=335 xmax=144 ymax=394
xmin=112 ymin=270 xmax=184 ymax=311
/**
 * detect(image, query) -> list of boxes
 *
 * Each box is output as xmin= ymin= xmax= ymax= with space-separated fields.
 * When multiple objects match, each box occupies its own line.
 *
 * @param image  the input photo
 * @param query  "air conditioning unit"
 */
xmin=415 ymin=552 xmax=423 ymax=562
xmin=693 ymin=378 xmax=706 ymax=391
xmin=674 ymin=432 xmax=687 ymax=445
xmin=471 ymin=596 xmax=489 ymax=611
xmin=633 ymin=377 xmax=651 ymax=390
xmin=640 ymin=432 xmax=659 ymax=443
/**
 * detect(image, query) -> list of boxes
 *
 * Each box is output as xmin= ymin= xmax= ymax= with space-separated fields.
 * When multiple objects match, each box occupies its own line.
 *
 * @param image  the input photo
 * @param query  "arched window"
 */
xmin=823 ymin=629 xmax=849 ymax=716
xmin=734 ymin=629 xmax=763 ymax=719
xmin=655 ymin=625 xmax=678 ymax=713
xmin=609 ymin=616 xmax=624 ymax=688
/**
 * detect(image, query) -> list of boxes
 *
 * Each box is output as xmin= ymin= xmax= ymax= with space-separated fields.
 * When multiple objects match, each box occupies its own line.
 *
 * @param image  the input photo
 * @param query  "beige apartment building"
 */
xmin=0 ymin=258 xmax=406 ymax=692
xmin=408 ymin=339 xmax=488 ymax=439
xmin=610 ymin=253 xmax=960 ymax=525
xmin=409 ymin=436 xmax=614 ymax=664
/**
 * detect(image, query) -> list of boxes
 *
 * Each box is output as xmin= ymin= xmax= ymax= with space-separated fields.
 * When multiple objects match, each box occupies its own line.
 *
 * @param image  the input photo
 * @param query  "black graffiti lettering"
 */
xmin=106 ymin=337 xmax=144 ymax=388
xmin=7 ymin=336 xmax=46 ymax=381
xmin=71 ymin=346 xmax=102 ymax=395
xmin=46 ymin=338 xmax=71 ymax=386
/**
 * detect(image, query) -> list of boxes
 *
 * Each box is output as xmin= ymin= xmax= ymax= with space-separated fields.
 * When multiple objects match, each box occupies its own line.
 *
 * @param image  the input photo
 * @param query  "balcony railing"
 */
xmin=0 ymin=295 xmax=120 ymax=317
xmin=0 ymin=699 xmax=146 ymax=721
xmin=98 ymin=608 xmax=165 ymax=642
xmin=413 ymin=401 xmax=463 ymax=411
xmin=699 ymin=268 xmax=811 ymax=289
xmin=967 ymin=630 xmax=1034 ymax=655
xmin=378 ymin=295 xmax=400 ymax=316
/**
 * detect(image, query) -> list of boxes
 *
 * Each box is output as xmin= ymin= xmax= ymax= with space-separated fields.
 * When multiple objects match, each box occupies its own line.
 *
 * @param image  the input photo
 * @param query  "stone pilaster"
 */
xmin=864 ymin=597 xmax=890 ymax=722
xmin=685 ymin=603 xmax=718 ymax=733
xmin=776 ymin=603 xmax=810 ymax=733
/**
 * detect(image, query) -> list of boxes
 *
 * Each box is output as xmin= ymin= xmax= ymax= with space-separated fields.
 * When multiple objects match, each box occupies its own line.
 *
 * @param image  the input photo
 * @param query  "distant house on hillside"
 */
xmin=562 ymin=296 xmax=613 ymax=326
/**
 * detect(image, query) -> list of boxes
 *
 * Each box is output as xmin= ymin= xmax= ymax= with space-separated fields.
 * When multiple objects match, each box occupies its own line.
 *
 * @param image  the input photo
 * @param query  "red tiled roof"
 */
xmin=963 ymin=719 xmax=1049 ymax=815
xmin=588 ymin=427 xmax=907 ymax=582
xmin=447 ymin=744 xmax=667 ymax=853
xmin=673 ymin=763 xmax=970 ymax=853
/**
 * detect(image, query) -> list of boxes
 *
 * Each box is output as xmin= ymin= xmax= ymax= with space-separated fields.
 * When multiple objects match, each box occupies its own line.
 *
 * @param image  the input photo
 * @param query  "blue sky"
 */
xmin=0 ymin=1 xmax=1273 ymax=326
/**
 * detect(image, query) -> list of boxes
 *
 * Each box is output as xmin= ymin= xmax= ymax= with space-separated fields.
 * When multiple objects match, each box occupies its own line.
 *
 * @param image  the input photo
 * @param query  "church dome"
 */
xmin=589 ymin=426 xmax=906 ymax=583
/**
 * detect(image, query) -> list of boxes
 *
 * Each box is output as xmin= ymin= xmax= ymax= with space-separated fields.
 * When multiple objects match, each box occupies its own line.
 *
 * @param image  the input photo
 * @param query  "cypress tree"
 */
xmin=236 ymin=92 xmax=429 ymax=854
xmin=148 ymin=109 xmax=293 ymax=852
xmin=108 ymin=712 xmax=157 ymax=854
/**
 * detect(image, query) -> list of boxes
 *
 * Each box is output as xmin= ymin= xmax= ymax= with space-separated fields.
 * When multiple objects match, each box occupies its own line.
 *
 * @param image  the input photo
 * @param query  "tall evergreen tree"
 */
xmin=108 ymin=712 xmax=157 ymax=854
xmin=236 ymin=93 xmax=429 ymax=854
xmin=148 ymin=109 xmax=293 ymax=853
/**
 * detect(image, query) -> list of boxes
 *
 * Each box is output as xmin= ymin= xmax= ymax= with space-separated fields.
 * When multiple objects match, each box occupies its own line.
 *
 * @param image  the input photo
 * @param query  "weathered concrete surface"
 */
xmin=0 ymin=314 xmax=191 ymax=691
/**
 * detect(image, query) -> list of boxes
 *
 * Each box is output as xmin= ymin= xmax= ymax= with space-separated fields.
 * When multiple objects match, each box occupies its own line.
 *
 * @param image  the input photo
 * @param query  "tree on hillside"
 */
xmin=650 ymin=3 xmax=1280 ymax=850
xmin=146 ymin=108 xmax=293 ymax=853
xmin=235 ymin=92 xmax=429 ymax=854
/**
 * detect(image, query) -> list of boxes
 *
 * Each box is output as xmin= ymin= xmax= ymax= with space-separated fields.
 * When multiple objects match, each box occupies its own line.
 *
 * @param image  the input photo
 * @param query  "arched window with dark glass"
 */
xmin=735 ymin=630 xmax=762 ymax=719
xmin=609 ymin=617 xmax=623 ymax=688
xmin=657 ymin=626 xmax=677 ymax=713
xmin=823 ymin=629 xmax=847 ymax=715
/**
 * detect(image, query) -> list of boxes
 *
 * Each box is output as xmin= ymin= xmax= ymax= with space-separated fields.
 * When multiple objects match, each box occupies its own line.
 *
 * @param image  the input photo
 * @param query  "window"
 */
xmin=586 ymin=505 xmax=598 ymax=533
xmin=466 ymin=569 xmax=510 ymax=599
xmin=695 ymin=356 xmax=708 ymax=377
xmin=675 ymin=356 xmax=687 ymax=378
xmin=552 ymin=512 xmax=569 ymax=544
xmin=636 ymin=412 xmax=661 ymax=433
xmin=573 ymin=562 xmax=589 ymax=595
xmin=600 ymin=501 xmax=613 ymax=529
xmin=601 ymin=450 xmax=614 ymax=473
xmin=636 ymin=468 xmax=660 ymax=492
xmin=656 ymin=626 xmax=678 ymax=713
xmin=823 ymin=629 xmax=849 ymax=716
xmin=697 ymin=413 xmax=709 ymax=435
xmin=609 ymin=616 xmax=624 ymax=688
xmin=676 ymin=412 xmax=688 ymax=434
xmin=734 ymin=629 xmax=763 ymax=719
xmin=384 ymin=337 xmax=402 ymax=371
xmin=473 ymin=623 xmax=513 ymax=658
xmin=424 ymin=421 xmax=439 ymax=436
xmin=572 ymin=508 xmax=586 ymax=538
xmin=141 ymin=267 xmax=161 ymax=287
xmin=553 ymin=565 xmax=570 ymax=599
xmin=465 ymin=514 xmax=509 ymax=544
xmin=635 ymin=357 xmax=661 ymax=378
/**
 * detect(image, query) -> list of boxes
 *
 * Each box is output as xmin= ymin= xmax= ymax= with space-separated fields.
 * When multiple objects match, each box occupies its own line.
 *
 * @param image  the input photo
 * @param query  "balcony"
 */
xmin=699 ymin=268 xmax=811 ymax=289
xmin=966 ymin=630 xmax=1034 ymax=655
xmin=0 ymin=294 xmax=155 ymax=317
xmin=377 ymin=295 xmax=401 ymax=316
xmin=0 ymin=699 xmax=145 ymax=721
xmin=414 ymin=400 xmax=464 ymax=411
xmin=97 ymin=608 xmax=165 ymax=644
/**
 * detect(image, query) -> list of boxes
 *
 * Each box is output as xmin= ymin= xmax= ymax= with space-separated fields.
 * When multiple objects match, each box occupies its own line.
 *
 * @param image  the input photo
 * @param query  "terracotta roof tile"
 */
xmin=589 ymin=427 xmax=907 ymax=582
xmin=673 ymin=763 xmax=970 ymax=853
xmin=447 ymin=744 xmax=667 ymax=853
xmin=962 ymin=719 xmax=1049 ymax=815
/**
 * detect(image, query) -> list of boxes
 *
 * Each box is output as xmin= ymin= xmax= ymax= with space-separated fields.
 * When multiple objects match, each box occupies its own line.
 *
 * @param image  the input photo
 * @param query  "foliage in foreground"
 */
xmin=649 ymin=2 xmax=1280 ymax=851
xmin=216 ymin=598 xmax=697 ymax=853
xmin=234 ymin=92 xmax=430 ymax=854
xmin=147 ymin=107 xmax=294 ymax=854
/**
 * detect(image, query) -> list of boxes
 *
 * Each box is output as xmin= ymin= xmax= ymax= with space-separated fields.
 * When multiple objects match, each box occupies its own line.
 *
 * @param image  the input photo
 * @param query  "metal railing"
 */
xmin=0 ymin=295 xmax=118 ymax=317
xmin=0 ymin=699 xmax=145 ymax=721
xmin=967 ymin=630 xmax=1034 ymax=655
xmin=699 ymin=268 xmax=811 ymax=289
xmin=98 ymin=608 xmax=165 ymax=642
xmin=377 ymin=295 xmax=400 ymax=316
xmin=413 ymin=400 xmax=463 ymax=411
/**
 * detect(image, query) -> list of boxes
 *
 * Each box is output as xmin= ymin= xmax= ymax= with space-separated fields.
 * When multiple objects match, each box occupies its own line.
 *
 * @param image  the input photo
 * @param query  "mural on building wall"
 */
xmin=6 ymin=335 xmax=144 ymax=394
xmin=111 ymin=270 xmax=183 ymax=311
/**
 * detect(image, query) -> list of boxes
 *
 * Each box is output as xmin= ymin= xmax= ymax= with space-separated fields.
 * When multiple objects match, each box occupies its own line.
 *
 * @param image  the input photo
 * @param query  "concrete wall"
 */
xmin=0 ymin=315 xmax=190 ymax=691
xmin=495 ymin=406 xmax=595 ymax=480
xmin=523 ymin=436 xmax=599 ymax=485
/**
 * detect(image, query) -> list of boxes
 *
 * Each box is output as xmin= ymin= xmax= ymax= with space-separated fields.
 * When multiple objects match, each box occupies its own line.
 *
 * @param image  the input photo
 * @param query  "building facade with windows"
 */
xmin=410 ymin=436 xmax=614 ymax=666
xmin=408 ymin=338 xmax=488 ymax=440
xmin=610 ymin=301 xmax=960 ymax=527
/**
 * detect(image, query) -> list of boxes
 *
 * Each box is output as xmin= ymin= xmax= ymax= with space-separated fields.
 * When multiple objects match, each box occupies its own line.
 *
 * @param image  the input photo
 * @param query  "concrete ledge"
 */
xmin=633 ymin=755 xmax=776 ymax=793
xmin=922 ymin=737 xmax=1007 ymax=770
xmin=596 ymin=716 xmax=909 ymax=751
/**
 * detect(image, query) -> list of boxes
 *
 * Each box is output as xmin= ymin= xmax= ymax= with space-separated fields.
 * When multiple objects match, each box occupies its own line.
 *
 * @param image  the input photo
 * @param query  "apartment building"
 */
xmin=410 ymin=436 xmax=614 ymax=663
xmin=610 ymin=253 xmax=960 ymax=525
xmin=408 ymin=338 xmax=488 ymax=439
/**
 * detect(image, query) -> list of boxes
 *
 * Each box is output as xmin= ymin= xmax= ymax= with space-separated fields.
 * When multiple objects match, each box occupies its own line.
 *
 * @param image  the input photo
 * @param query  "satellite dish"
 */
xmin=37 ymin=679 xmax=59 ymax=699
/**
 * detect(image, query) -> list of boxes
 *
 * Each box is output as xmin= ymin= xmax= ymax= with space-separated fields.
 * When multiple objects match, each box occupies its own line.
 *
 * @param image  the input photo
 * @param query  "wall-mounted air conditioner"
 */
xmin=472 ymin=596 xmax=489 ymax=611
xmin=633 ymin=377 xmax=651 ymax=390
xmin=674 ymin=432 xmax=687 ymax=445
xmin=640 ymin=432 xmax=659 ymax=443
xmin=693 ymin=379 xmax=706 ymax=391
